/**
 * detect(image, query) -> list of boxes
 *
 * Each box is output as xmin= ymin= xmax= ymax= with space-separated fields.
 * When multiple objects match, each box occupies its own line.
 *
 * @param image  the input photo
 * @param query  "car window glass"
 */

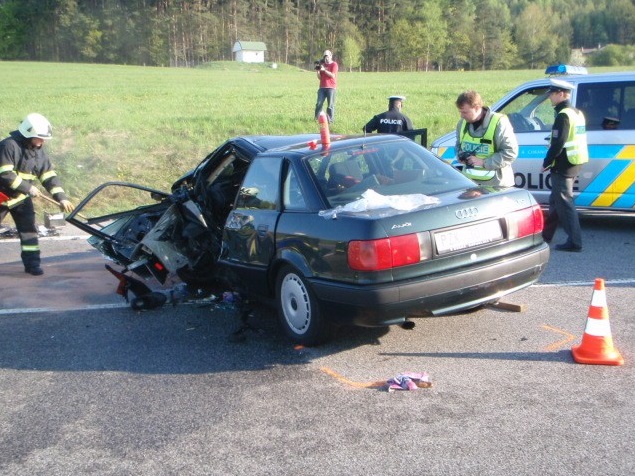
xmin=283 ymin=165 xmax=306 ymax=210
xmin=235 ymin=157 xmax=281 ymax=210
xmin=624 ymin=85 xmax=635 ymax=129
xmin=498 ymin=87 xmax=552 ymax=132
xmin=306 ymin=140 xmax=471 ymax=208
xmin=578 ymin=82 xmax=635 ymax=130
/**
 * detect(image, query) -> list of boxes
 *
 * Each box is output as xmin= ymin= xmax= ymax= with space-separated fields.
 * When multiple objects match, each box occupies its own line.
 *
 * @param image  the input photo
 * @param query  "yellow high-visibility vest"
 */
xmin=459 ymin=113 xmax=503 ymax=181
xmin=558 ymin=107 xmax=589 ymax=165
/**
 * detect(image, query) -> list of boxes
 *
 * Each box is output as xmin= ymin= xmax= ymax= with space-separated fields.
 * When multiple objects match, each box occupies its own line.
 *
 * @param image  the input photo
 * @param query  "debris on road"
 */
xmin=385 ymin=372 xmax=432 ymax=392
xmin=489 ymin=301 xmax=526 ymax=312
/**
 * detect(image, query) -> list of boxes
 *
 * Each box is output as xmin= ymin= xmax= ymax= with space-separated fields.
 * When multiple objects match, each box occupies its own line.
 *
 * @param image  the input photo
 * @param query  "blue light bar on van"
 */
xmin=545 ymin=64 xmax=588 ymax=75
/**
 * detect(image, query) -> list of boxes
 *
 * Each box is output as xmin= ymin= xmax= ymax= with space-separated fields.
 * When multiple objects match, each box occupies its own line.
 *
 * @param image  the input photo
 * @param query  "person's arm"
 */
xmin=320 ymin=67 xmax=335 ymax=79
xmin=484 ymin=115 xmax=518 ymax=170
xmin=404 ymin=115 xmax=414 ymax=131
xmin=364 ymin=116 xmax=378 ymax=133
xmin=455 ymin=120 xmax=466 ymax=159
xmin=321 ymin=61 xmax=338 ymax=80
xmin=0 ymin=141 xmax=34 ymax=195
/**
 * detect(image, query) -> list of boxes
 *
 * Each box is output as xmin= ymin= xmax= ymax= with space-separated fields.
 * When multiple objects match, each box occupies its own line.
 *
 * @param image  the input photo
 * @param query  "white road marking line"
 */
xmin=0 ymin=235 xmax=89 ymax=243
xmin=535 ymin=279 xmax=635 ymax=287
xmin=0 ymin=303 xmax=129 ymax=316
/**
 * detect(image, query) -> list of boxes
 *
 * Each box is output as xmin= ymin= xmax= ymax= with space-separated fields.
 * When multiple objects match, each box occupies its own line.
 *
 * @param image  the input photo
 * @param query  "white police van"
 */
xmin=430 ymin=66 xmax=635 ymax=211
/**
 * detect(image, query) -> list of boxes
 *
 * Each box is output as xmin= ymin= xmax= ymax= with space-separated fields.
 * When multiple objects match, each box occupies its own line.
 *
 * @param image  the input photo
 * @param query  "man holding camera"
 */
xmin=314 ymin=49 xmax=338 ymax=123
xmin=454 ymin=90 xmax=518 ymax=187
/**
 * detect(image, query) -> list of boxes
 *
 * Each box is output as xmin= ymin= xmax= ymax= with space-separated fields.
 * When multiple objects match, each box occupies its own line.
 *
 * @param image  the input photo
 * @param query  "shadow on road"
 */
xmin=0 ymin=302 xmax=391 ymax=374
xmin=0 ymin=249 xmax=122 ymax=310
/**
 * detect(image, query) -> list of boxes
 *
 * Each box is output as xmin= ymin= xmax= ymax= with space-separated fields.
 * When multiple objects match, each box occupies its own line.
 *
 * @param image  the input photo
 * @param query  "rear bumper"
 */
xmin=310 ymin=244 xmax=550 ymax=327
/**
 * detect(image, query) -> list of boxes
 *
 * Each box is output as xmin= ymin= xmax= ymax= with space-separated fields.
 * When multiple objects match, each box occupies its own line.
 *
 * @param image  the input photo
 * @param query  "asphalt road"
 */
xmin=0 ymin=213 xmax=633 ymax=476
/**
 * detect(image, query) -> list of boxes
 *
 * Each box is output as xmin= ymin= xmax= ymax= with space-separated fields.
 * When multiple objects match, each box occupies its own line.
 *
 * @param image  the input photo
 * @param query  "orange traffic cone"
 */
xmin=571 ymin=278 xmax=624 ymax=366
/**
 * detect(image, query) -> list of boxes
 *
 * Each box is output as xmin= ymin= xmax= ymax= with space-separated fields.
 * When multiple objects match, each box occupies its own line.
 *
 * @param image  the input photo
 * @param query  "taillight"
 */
xmin=535 ymin=206 xmax=545 ymax=231
xmin=507 ymin=204 xmax=544 ymax=239
xmin=147 ymin=257 xmax=168 ymax=283
xmin=348 ymin=232 xmax=432 ymax=271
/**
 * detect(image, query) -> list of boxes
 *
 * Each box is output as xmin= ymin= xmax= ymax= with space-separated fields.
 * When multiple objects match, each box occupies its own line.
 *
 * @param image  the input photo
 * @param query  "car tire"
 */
xmin=275 ymin=265 xmax=331 ymax=346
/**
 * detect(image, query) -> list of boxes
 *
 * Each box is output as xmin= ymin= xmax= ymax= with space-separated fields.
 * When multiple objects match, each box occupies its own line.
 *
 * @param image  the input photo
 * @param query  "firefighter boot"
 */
xmin=23 ymin=250 xmax=43 ymax=276
xmin=25 ymin=266 xmax=44 ymax=276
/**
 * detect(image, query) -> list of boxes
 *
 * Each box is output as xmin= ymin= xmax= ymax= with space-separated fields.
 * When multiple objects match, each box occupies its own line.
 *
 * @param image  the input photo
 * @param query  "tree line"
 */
xmin=1 ymin=0 xmax=634 ymax=71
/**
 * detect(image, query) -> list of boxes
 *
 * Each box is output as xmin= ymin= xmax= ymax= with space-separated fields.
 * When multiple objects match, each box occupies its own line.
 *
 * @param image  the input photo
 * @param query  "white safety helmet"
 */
xmin=18 ymin=113 xmax=53 ymax=140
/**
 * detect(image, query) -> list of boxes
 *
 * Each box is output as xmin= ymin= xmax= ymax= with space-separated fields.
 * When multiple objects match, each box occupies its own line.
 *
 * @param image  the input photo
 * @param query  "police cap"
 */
xmin=388 ymin=95 xmax=406 ymax=101
xmin=547 ymin=78 xmax=575 ymax=93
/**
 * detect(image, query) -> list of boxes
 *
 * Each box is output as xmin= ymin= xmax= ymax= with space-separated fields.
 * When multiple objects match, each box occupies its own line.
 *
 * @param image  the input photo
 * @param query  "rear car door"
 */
xmin=220 ymin=156 xmax=283 ymax=296
xmin=574 ymin=80 xmax=635 ymax=209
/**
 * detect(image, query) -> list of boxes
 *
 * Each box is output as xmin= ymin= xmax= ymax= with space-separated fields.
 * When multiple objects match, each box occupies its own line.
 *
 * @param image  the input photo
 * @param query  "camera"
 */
xmin=457 ymin=150 xmax=473 ymax=168
xmin=314 ymin=59 xmax=325 ymax=70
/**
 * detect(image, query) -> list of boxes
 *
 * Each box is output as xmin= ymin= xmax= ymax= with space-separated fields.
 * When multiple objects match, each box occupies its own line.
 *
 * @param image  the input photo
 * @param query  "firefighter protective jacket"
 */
xmin=0 ymin=131 xmax=68 ymax=208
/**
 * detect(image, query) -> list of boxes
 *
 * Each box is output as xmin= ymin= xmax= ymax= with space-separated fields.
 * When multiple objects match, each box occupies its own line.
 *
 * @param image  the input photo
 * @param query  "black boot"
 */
xmin=25 ymin=266 xmax=44 ymax=276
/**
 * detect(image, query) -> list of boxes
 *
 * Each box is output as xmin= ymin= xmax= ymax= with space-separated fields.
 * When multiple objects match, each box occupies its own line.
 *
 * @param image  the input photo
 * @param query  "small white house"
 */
xmin=232 ymin=41 xmax=267 ymax=63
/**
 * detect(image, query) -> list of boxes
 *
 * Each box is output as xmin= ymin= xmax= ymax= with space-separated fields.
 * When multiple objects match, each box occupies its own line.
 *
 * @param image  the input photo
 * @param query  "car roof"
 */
xmin=236 ymin=134 xmax=320 ymax=152
xmin=513 ymin=71 xmax=634 ymax=88
xmin=492 ymin=71 xmax=635 ymax=109
xmin=237 ymin=133 xmax=410 ymax=156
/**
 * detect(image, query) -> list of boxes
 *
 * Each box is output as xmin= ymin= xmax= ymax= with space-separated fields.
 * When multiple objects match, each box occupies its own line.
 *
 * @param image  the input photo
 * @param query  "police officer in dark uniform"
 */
xmin=0 ymin=113 xmax=75 ymax=275
xmin=541 ymin=79 xmax=588 ymax=252
xmin=363 ymin=95 xmax=414 ymax=133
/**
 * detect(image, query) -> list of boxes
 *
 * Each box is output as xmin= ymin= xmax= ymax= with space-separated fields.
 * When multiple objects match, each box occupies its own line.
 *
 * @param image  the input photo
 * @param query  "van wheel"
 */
xmin=276 ymin=266 xmax=331 ymax=346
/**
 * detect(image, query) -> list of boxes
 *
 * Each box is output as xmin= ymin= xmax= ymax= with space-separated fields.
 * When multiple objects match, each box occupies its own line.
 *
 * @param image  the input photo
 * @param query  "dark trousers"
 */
xmin=0 ymin=197 xmax=40 ymax=269
xmin=315 ymin=87 xmax=336 ymax=122
xmin=542 ymin=172 xmax=582 ymax=248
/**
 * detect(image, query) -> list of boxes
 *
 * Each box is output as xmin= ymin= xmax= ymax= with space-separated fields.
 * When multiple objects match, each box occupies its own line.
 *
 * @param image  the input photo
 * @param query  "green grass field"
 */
xmin=0 ymin=61 xmax=621 ymax=207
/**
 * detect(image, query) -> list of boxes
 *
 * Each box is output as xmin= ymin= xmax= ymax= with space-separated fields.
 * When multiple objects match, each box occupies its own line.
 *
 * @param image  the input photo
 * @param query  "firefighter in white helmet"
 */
xmin=0 ymin=113 xmax=75 ymax=275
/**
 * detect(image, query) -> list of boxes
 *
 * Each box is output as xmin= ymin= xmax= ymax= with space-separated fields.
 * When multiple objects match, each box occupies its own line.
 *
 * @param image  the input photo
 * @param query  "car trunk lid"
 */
xmin=341 ymin=187 xmax=544 ymax=278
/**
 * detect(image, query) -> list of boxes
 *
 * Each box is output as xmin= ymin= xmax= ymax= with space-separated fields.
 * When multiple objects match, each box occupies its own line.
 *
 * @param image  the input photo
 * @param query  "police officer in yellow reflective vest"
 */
xmin=0 ymin=113 xmax=75 ymax=275
xmin=541 ymin=79 xmax=588 ymax=252
xmin=454 ymin=90 xmax=518 ymax=187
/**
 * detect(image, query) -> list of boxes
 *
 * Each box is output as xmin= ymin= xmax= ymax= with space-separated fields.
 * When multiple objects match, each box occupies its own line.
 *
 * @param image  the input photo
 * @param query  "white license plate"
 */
xmin=435 ymin=220 xmax=503 ymax=254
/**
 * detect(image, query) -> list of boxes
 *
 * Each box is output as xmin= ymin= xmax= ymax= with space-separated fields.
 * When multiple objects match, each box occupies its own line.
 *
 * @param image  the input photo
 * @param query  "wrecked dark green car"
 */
xmin=67 ymin=134 xmax=549 ymax=345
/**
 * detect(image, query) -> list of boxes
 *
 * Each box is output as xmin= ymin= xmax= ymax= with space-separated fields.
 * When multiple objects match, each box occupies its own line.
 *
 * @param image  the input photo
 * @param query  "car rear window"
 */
xmin=306 ymin=139 xmax=472 ymax=208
